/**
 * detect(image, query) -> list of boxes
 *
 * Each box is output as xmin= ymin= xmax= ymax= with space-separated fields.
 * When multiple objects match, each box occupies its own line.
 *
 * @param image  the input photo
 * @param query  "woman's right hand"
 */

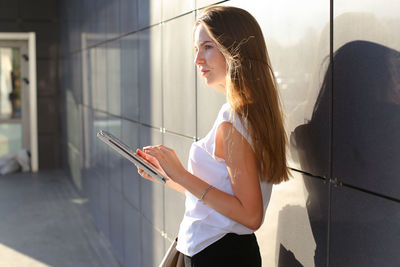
xmin=135 ymin=148 xmax=168 ymax=182
xmin=135 ymin=148 xmax=186 ymax=195
xmin=136 ymin=167 xmax=156 ymax=182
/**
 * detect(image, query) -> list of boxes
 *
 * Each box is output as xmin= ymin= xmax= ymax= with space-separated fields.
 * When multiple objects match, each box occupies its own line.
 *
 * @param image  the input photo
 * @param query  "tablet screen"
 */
xmin=97 ymin=130 xmax=168 ymax=184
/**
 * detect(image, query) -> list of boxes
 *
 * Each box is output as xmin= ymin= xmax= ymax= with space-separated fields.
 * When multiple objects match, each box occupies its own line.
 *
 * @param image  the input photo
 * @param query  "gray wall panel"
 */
xmin=163 ymin=133 xmax=191 ymax=239
xmin=95 ymin=0 xmax=108 ymax=43
xmin=37 ymin=59 xmax=58 ymax=95
xmin=139 ymin=26 xmax=162 ymax=127
xmin=330 ymin=185 xmax=400 ymax=267
xmin=162 ymin=13 xmax=196 ymax=137
xmin=141 ymin=217 xmax=165 ymax=267
xmin=38 ymin=96 xmax=60 ymax=134
xmin=20 ymin=0 xmax=59 ymax=20
xmin=120 ymin=0 xmax=139 ymax=35
xmin=109 ymin=186 xmax=125 ymax=264
xmin=38 ymin=134 xmax=61 ymax=169
xmin=106 ymin=0 xmax=121 ymax=40
xmin=93 ymin=45 xmax=108 ymax=111
xmin=196 ymin=0 xmax=222 ymax=9
xmin=107 ymin=116 xmax=123 ymax=192
xmin=121 ymin=34 xmax=140 ymax=121
xmin=333 ymin=0 xmax=400 ymax=200
xmin=138 ymin=0 xmax=161 ymax=29
xmin=22 ymin=22 xmax=60 ymax=59
xmin=87 ymin=48 xmax=97 ymax=107
xmin=124 ymin=202 xmax=142 ymax=267
xmin=71 ymin=53 xmax=83 ymax=104
xmin=0 ymin=0 xmax=18 ymax=18
xmin=122 ymin=120 xmax=141 ymax=209
xmin=93 ymin=111 xmax=109 ymax=180
xmin=162 ymin=0 xmax=195 ymax=21
xmin=57 ymin=1 xmax=400 ymax=266
xmin=140 ymin=175 xmax=164 ymax=230
xmin=98 ymin=177 xmax=110 ymax=239
xmin=81 ymin=49 xmax=92 ymax=107
xmin=229 ymin=0 xmax=331 ymax=179
xmin=107 ymin=40 xmax=122 ymax=117
xmin=256 ymin=171 xmax=329 ymax=267
xmin=139 ymin=126 xmax=164 ymax=230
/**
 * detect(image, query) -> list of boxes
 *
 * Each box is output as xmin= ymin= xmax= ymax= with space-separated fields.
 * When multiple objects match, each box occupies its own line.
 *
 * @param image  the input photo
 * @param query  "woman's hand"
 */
xmin=143 ymin=145 xmax=187 ymax=183
xmin=136 ymin=148 xmax=187 ymax=194
xmin=136 ymin=166 xmax=156 ymax=182
xmin=135 ymin=148 xmax=168 ymax=182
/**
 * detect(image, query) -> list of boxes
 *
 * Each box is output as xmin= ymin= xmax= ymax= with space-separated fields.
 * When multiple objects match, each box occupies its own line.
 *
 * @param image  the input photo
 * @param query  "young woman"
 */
xmin=136 ymin=6 xmax=289 ymax=267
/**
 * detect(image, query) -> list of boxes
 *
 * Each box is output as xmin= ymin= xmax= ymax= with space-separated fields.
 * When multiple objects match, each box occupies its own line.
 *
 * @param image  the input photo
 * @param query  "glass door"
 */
xmin=0 ymin=33 xmax=37 ymax=171
xmin=0 ymin=42 xmax=28 ymax=158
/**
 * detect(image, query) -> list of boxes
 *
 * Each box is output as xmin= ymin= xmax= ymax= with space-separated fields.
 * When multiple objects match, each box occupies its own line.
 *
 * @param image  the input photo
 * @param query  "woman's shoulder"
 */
xmin=218 ymin=102 xmax=231 ymax=116
xmin=218 ymin=102 xmax=236 ymax=122
xmin=217 ymin=102 xmax=252 ymax=147
xmin=213 ymin=102 xmax=232 ymax=126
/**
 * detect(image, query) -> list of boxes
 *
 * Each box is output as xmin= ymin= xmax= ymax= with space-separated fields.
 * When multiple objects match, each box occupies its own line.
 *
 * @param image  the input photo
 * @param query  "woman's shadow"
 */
xmin=286 ymin=40 xmax=400 ymax=266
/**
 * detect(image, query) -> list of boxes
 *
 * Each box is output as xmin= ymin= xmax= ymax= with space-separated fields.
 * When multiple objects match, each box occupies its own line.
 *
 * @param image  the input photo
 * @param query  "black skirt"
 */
xmin=184 ymin=233 xmax=261 ymax=267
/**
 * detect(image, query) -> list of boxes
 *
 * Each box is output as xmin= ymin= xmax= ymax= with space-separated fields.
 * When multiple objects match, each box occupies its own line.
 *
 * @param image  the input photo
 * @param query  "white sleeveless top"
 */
xmin=176 ymin=103 xmax=273 ymax=256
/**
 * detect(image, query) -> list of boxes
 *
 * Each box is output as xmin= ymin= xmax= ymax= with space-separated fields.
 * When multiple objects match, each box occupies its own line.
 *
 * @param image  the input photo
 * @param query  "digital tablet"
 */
xmin=97 ymin=130 xmax=168 ymax=184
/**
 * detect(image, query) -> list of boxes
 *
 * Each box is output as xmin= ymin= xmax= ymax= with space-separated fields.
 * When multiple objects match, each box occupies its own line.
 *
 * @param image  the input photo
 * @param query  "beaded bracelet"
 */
xmin=200 ymin=185 xmax=214 ymax=201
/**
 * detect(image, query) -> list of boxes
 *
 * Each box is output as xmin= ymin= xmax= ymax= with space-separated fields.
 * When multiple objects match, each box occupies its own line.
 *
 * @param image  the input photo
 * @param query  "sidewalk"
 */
xmin=0 ymin=170 xmax=120 ymax=267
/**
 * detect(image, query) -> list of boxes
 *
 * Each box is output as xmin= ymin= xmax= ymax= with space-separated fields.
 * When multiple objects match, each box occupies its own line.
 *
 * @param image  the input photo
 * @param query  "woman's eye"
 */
xmin=205 ymin=45 xmax=213 ymax=50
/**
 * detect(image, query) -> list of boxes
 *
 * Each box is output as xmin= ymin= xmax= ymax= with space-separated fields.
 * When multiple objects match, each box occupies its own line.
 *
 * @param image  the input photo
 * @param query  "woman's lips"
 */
xmin=200 ymin=70 xmax=209 ymax=76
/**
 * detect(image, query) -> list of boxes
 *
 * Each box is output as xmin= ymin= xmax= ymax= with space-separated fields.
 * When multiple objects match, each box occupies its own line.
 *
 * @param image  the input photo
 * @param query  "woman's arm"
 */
xmin=144 ymin=122 xmax=264 ymax=230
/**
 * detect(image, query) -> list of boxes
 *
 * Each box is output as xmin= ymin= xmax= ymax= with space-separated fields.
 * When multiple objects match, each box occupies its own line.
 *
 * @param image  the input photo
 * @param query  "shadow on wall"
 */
xmin=290 ymin=40 xmax=400 ymax=266
xmin=295 ymin=40 xmax=400 ymax=193
xmin=278 ymin=244 xmax=303 ymax=267
xmin=276 ymin=205 xmax=313 ymax=267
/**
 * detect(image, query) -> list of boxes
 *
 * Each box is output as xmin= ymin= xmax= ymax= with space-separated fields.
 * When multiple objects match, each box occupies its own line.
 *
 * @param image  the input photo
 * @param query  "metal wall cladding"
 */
xmin=121 ymin=34 xmax=140 ymax=121
xmin=162 ymin=13 xmax=196 ymax=137
xmin=120 ymin=0 xmax=139 ymax=35
xmin=109 ymin=186 xmax=124 ymax=263
xmin=138 ymin=26 xmax=162 ymax=127
xmin=255 ymin=171 xmax=329 ymax=267
xmin=333 ymin=0 xmax=400 ymax=201
xmin=163 ymin=133 xmax=192 ymax=238
xmin=330 ymin=185 xmax=400 ymax=267
xmin=121 ymin=120 xmax=140 ymax=209
xmin=123 ymin=201 xmax=142 ymax=266
xmin=59 ymin=0 xmax=400 ymax=266
xmin=106 ymin=40 xmax=122 ymax=117
xmin=138 ymin=0 xmax=162 ymax=28
xmin=329 ymin=2 xmax=400 ymax=266
xmin=229 ymin=0 xmax=331 ymax=179
xmin=331 ymin=40 xmax=400 ymax=198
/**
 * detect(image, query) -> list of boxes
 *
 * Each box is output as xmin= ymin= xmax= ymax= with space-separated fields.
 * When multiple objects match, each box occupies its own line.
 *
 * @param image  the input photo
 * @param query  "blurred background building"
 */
xmin=0 ymin=0 xmax=399 ymax=266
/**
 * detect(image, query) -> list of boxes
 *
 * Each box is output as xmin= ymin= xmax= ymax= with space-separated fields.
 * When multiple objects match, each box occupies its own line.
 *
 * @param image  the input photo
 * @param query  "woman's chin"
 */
xmin=203 ymin=78 xmax=213 ymax=86
xmin=202 ymin=77 xmax=226 ymax=92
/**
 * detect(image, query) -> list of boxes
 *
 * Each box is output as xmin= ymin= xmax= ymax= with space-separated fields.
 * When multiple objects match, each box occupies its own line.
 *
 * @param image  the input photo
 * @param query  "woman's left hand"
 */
xmin=143 ymin=145 xmax=187 ymax=183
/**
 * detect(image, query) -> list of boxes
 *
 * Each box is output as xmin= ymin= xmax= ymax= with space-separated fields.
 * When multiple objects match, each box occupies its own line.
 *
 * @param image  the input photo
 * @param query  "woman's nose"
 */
xmin=194 ymin=50 xmax=205 ymax=65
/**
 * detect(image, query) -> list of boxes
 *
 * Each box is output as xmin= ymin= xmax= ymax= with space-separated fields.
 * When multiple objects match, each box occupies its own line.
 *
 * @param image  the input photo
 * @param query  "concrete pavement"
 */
xmin=0 ymin=170 xmax=120 ymax=267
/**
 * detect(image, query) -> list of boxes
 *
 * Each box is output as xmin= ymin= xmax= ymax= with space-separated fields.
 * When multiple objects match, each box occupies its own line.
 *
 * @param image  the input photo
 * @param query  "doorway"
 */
xmin=0 ymin=33 xmax=38 ymax=172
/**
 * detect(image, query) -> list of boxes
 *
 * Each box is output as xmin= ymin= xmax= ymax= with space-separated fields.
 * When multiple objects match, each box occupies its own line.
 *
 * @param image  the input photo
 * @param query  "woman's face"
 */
xmin=194 ymin=24 xmax=227 ymax=89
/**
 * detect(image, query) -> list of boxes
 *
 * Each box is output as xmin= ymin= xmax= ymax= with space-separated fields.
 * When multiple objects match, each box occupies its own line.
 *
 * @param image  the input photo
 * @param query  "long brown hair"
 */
xmin=196 ymin=6 xmax=289 ymax=184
